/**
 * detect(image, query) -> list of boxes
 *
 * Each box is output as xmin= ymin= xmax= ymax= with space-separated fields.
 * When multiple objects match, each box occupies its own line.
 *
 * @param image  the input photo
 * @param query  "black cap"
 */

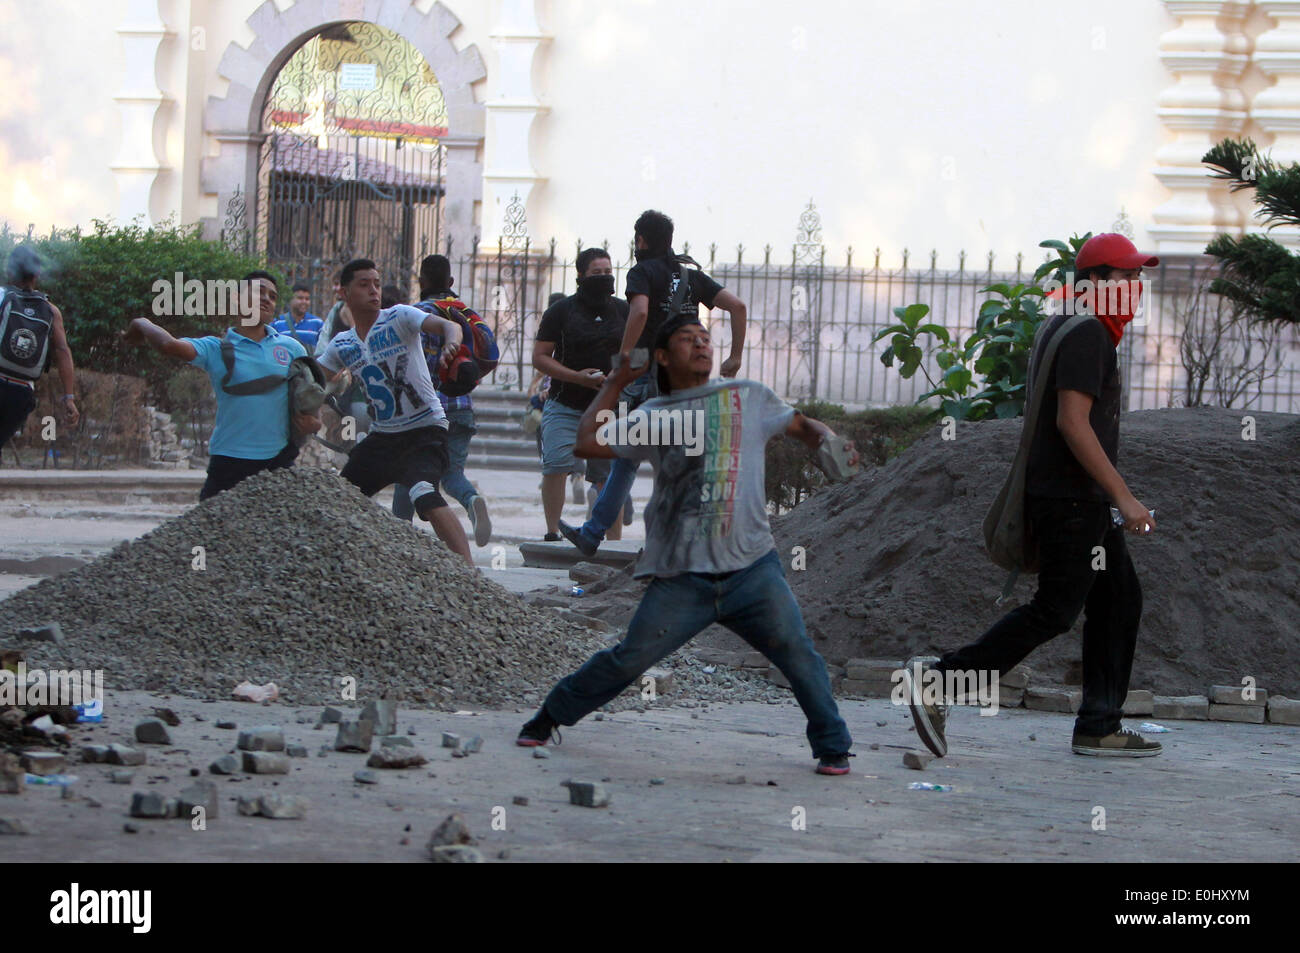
xmin=653 ymin=312 xmax=705 ymax=352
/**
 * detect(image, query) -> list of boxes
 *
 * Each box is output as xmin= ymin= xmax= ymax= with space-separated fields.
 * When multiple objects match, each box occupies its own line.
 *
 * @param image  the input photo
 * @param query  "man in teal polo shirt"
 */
xmin=125 ymin=270 xmax=320 ymax=499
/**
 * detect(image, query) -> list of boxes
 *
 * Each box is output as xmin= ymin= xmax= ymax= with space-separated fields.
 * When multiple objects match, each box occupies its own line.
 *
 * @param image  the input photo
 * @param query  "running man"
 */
xmin=317 ymin=258 xmax=473 ymax=566
xmin=518 ymin=313 xmax=856 ymax=775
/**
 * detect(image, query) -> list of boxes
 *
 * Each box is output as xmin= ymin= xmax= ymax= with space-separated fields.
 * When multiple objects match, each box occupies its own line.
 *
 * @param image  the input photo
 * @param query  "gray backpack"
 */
xmin=982 ymin=312 xmax=1094 ymax=598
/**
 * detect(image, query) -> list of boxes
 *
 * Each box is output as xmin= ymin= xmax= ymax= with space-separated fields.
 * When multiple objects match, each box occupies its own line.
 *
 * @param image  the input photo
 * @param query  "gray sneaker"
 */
xmin=904 ymin=656 xmax=949 ymax=758
xmin=1072 ymin=726 xmax=1162 ymax=758
xmin=468 ymin=495 xmax=492 ymax=547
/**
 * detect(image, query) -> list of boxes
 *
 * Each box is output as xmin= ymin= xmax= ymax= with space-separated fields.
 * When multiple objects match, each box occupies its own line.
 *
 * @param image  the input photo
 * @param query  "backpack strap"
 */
xmin=218 ymin=336 xmax=288 ymax=396
xmin=994 ymin=312 xmax=1097 ymax=603
xmin=666 ymin=258 xmax=694 ymax=317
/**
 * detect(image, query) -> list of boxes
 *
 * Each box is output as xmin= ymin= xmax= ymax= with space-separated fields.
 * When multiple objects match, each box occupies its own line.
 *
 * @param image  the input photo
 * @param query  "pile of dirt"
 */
xmin=572 ymin=408 xmax=1300 ymax=697
xmin=0 ymin=468 xmax=630 ymax=707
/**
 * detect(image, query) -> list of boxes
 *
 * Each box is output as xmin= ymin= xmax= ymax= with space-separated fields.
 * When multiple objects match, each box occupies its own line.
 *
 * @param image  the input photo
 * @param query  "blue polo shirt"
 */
xmin=271 ymin=313 xmax=323 ymax=352
xmin=182 ymin=327 xmax=306 ymax=460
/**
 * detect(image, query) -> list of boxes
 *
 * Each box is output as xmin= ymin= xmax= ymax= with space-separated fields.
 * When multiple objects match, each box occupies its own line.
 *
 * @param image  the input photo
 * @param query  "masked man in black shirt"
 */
xmin=533 ymin=248 xmax=629 ymax=540
xmin=908 ymin=233 xmax=1163 ymax=760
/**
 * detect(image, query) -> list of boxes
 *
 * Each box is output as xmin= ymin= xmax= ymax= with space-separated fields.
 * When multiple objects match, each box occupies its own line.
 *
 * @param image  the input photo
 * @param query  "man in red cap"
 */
xmin=907 ymin=233 xmax=1164 ymax=759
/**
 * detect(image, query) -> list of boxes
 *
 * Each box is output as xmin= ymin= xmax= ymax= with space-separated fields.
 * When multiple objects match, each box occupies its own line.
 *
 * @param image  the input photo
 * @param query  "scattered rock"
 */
xmin=512 ymin=795 xmax=529 ymax=806
xmin=903 ymin=751 xmax=934 ymax=770
xmin=17 ymin=622 xmax=63 ymax=643
xmin=105 ymin=744 xmax=147 ymax=766
xmin=129 ymin=791 xmax=170 ymax=818
xmin=178 ymin=780 xmax=218 ymax=819
xmin=21 ymin=751 xmax=68 ymax=776
xmin=209 ymin=754 xmax=240 ymax=775
xmin=0 ymin=817 xmax=31 ymax=834
xmin=379 ymin=735 xmax=413 ymax=748
xmin=334 ymin=720 xmax=374 ymax=753
xmin=80 ymin=744 xmax=111 ymax=764
xmin=238 ymin=792 xmax=308 ymax=819
xmin=134 ymin=718 xmax=172 ymax=745
xmin=462 ymin=735 xmax=483 ymax=755
xmin=215 ymin=721 xmax=237 ymax=730
xmin=367 ymin=747 xmax=428 ymax=770
xmin=354 ymin=769 xmax=378 ymax=785
xmin=320 ymin=707 xmax=343 ymax=724
xmin=649 ymin=778 xmax=666 ymax=786
xmin=441 ymin=732 xmax=460 ymax=749
xmin=430 ymin=845 xmax=484 ymax=863
xmin=427 ymin=812 xmax=475 ymax=849
xmin=725 ymin=775 xmax=746 ymax=785
xmin=562 ymin=780 xmax=611 ymax=808
xmin=532 ymin=748 xmax=549 ymax=759
xmin=241 ymin=751 xmax=289 ymax=775
xmin=152 ymin=707 xmax=181 ymax=727
xmin=236 ymin=726 xmax=285 ymax=752
xmin=360 ymin=699 xmax=397 ymax=736
xmin=109 ymin=769 xmax=135 ymax=785
xmin=286 ymin=744 xmax=308 ymax=758
xmin=123 ymin=823 xmax=138 ymax=833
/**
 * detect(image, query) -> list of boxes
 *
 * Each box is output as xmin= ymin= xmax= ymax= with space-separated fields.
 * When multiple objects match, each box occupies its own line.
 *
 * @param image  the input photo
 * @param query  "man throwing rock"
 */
xmin=517 ymin=313 xmax=855 ymax=775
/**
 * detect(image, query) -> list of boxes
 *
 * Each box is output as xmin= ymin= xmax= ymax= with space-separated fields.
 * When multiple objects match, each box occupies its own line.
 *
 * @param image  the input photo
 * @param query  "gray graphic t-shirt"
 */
xmin=599 ymin=379 xmax=796 ymax=578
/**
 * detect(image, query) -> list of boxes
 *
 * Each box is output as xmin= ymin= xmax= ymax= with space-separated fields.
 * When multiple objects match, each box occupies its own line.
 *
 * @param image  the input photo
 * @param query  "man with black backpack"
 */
xmin=0 ymin=246 xmax=79 ymax=451
xmin=906 ymin=233 xmax=1162 ymax=760
xmin=125 ymin=270 xmax=320 ymax=500
xmin=559 ymin=210 xmax=748 ymax=557
xmin=389 ymin=254 xmax=494 ymax=548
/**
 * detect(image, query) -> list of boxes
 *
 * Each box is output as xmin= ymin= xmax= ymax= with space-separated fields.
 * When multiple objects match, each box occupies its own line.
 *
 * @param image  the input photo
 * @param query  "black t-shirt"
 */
xmin=1025 ymin=314 xmax=1122 ymax=500
xmin=536 ymin=293 xmax=628 ymax=410
xmin=625 ymin=251 xmax=724 ymax=350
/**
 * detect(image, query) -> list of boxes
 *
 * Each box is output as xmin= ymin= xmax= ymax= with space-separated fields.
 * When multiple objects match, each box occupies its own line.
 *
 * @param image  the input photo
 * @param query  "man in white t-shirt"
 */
xmin=318 ymin=258 xmax=472 ymax=566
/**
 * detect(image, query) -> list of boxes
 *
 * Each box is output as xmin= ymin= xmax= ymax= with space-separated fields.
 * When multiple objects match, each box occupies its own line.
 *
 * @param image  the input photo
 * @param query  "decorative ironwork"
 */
xmin=1112 ymin=207 xmax=1135 ymax=239
xmin=501 ymin=191 xmax=529 ymax=250
xmin=254 ymin=21 xmax=449 ymax=303
xmin=222 ymin=186 xmax=249 ymax=253
xmin=790 ymin=199 xmax=827 ymax=401
xmin=794 ymin=198 xmax=823 ymax=265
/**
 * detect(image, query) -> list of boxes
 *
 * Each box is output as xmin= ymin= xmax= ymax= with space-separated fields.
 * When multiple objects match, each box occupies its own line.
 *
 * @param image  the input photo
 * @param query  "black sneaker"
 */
xmin=543 ymin=532 xmax=561 ymax=542
xmin=558 ymin=520 xmax=599 ymax=558
xmin=816 ymin=753 xmax=853 ymax=776
xmin=516 ymin=709 xmax=561 ymax=747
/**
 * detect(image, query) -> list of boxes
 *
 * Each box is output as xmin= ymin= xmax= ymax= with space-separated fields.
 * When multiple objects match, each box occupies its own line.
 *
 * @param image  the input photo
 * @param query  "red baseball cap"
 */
xmin=1075 ymin=233 xmax=1159 ymax=271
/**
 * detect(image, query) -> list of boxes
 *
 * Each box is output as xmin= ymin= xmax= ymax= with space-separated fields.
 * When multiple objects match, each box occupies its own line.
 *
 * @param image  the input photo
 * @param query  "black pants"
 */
xmin=0 ymin=379 xmax=37 ymax=450
xmin=935 ymin=495 xmax=1142 ymax=736
xmin=200 ymin=444 xmax=298 ymax=500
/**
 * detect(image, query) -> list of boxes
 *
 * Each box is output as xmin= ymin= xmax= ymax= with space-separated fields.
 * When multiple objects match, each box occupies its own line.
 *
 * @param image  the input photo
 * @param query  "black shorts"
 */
xmin=200 ymin=444 xmax=298 ymax=501
xmin=0 ymin=378 xmax=37 ymax=450
xmin=341 ymin=424 xmax=449 ymax=513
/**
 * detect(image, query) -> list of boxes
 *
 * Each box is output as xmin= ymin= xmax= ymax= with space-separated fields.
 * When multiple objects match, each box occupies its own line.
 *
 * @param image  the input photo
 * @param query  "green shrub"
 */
xmin=765 ymin=402 xmax=934 ymax=513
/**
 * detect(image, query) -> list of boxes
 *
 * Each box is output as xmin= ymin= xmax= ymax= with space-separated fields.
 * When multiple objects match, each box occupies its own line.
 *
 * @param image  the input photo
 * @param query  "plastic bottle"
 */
xmin=907 ymin=781 xmax=953 ymax=792
xmin=24 ymin=773 xmax=79 ymax=786
xmin=569 ymin=586 xmax=585 ymax=597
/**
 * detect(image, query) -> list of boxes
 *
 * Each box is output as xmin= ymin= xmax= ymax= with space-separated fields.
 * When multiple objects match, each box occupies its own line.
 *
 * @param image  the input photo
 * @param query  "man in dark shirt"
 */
xmin=559 ymin=209 xmax=748 ymax=557
xmin=908 ymin=233 xmax=1163 ymax=760
xmin=533 ymin=248 xmax=628 ymax=539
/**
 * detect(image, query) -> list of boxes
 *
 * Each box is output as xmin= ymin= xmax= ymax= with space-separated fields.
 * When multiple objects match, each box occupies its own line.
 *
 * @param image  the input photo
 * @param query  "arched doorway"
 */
xmin=257 ymin=21 xmax=448 ymax=301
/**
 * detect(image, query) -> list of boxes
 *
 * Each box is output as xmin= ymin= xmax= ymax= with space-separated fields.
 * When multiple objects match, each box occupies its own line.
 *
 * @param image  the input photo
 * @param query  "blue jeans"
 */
xmin=393 ymin=407 xmax=478 ymax=519
xmin=543 ymin=549 xmax=852 ymax=758
xmin=576 ymin=372 xmax=654 ymax=541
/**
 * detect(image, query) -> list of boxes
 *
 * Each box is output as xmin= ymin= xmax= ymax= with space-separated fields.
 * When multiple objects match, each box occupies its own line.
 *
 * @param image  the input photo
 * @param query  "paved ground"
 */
xmin=3 ymin=689 xmax=1296 ymax=862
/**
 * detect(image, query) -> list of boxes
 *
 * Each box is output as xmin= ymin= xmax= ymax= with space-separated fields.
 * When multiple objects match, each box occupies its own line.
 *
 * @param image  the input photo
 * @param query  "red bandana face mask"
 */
xmin=1077 ymin=278 xmax=1142 ymax=345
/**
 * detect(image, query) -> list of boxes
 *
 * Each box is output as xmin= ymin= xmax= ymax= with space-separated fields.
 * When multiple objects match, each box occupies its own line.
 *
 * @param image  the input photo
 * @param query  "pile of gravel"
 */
xmin=3 ymin=467 xmax=782 ymax=708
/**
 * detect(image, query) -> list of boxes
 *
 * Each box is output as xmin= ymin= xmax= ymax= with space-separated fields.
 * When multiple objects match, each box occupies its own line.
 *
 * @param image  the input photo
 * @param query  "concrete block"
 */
xmin=1209 ymin=703 xmax=1265 ymax=724
xmin=80 ymin=744 xmax=111 ymax=763
xmin=359 ymin=699 xmax=397 ymax=736
xmin=1122 ymin=690 xmax=1155 ymax=716
xmin=129 ymin=791 xmax=170 ymax=818
xmin=838 ymin=677 xmax=894 ymax=697
xmin=1209 ymin=685 xmax=1267 ymax=707
xmin=242 ymin=751 xmax=290 ymax=774
xmin=1000 ymin=665 xmax=1032 ymax=690
xmin=741 ymin=651 xmax=769 ymax=669
xmin=1153 ymin=695 xmax=1209 ymax=720
xmin=380 ymin=735 xmax=413 ymax=748
xmin=320 ymin=706 xmax=343 ymax=723
xmin=285 ymin=744 xmax=308 ymax=758
xmin=134 ymin=718 xmax=172 ymax=745
xmin=441 ymin=732 xmax=460 ymax=749
xmin=643 ymin=667 xmax=675 ymax=695
xmin=767 ymin=667 xmax=791 ymax=690
xmin=109 ymin=770 xmax=134 ymax=785
xmin=209 ymin=754 xmax=240 ymax=775
xmin=106 ymin=744 xmax=147 ymax=766
xmin=178 ymin=780 xmax=218 ymax=820
xmin=366 ymin=747 xmax=428 ymax=769
xmin=334 ymin=720 xmax=374 ymax=752
xmin=903 ymin=751 xmax=933 ymax=770
xmin=563 ymin=780 xmax=611 ymax=807
xmin=1266 ymin=696 xmax=1300 ymax=726
xmin=844 ymin=659 xmax=905 ymax=682
xmin=996 ymin=687 xmax=1024 ymax=708
xmin=21 ymin=751 xmax=68 ymax=776
xmin=1025 ymin=688 xmax=1081 ymax=713
xmin=236 ymin=726 xmax=285 ymax=752
xmin=258 ymin=793 xmax=309 ymax=819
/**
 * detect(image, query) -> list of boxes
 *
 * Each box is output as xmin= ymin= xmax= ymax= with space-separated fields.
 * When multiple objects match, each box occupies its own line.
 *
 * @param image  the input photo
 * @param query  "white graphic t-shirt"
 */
xmin=318 ymin=305 xmax=449 ymax=433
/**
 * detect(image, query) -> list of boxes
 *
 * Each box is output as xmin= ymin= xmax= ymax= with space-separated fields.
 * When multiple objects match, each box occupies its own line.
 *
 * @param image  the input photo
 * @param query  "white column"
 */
xmin=483 ymin=0 xmax=550 ymax=247
xmin=112 ymin=0 xmax=174 ymax=224
xmin=1150 ymin=0 xmax=1251 ymax=253
xmin=1251 ymin=1 xmax=1300 ymax=244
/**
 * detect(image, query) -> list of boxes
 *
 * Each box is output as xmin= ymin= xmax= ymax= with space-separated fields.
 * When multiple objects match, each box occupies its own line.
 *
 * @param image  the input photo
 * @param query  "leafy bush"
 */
xmin=765 ymin=402 xmax=934 ymax=513
xmin=0 ymin=219 xmax=271 ymax=400
xmin=874 ymin=234 xmax=1091 ymax=420
xmin=2 ymin=370 xmax=149 ymax=469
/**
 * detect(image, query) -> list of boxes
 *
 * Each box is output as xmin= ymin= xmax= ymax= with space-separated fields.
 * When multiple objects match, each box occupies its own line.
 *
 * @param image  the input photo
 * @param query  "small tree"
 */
xmin=1202 ymin=138 xmax=1300 ymax=326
